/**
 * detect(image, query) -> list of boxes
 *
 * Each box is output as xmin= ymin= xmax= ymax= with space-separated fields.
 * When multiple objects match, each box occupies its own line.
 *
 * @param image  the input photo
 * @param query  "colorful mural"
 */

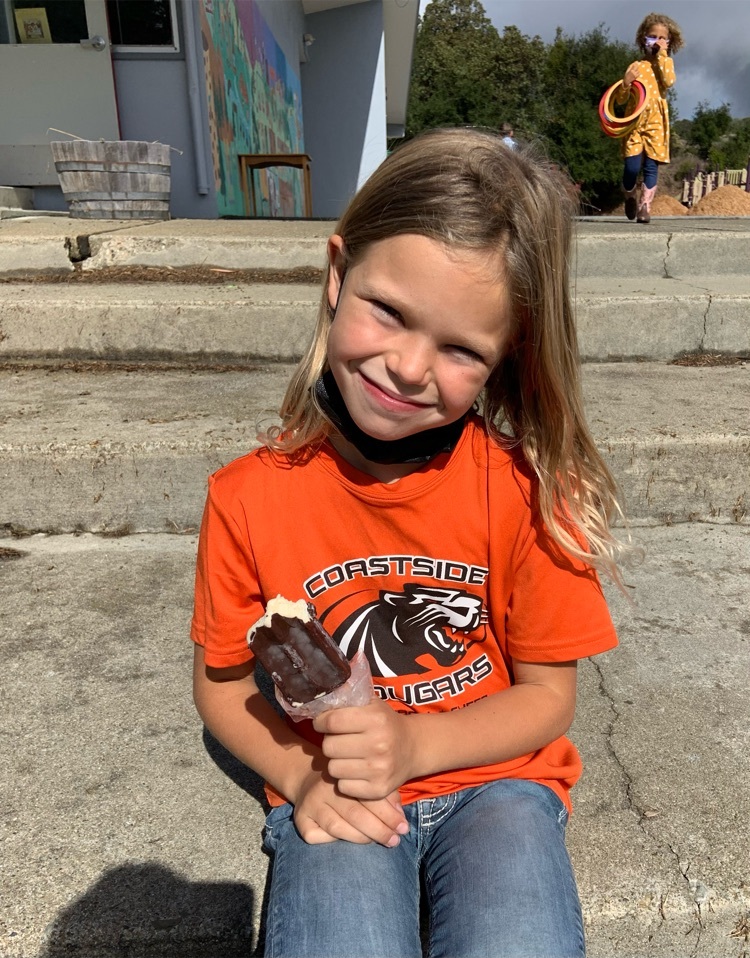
xmin=200 ymin=0 xmax=305 ymax=217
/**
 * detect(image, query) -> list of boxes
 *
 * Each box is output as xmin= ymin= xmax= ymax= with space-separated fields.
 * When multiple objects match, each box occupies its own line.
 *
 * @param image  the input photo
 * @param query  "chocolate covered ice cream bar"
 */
xmin=248 ymin=596 xmax=351 ymax=707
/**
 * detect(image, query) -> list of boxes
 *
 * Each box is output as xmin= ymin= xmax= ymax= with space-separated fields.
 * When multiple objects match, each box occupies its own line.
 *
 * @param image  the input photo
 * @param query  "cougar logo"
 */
xmin=327 ymin=584 xmax=486 ymax=678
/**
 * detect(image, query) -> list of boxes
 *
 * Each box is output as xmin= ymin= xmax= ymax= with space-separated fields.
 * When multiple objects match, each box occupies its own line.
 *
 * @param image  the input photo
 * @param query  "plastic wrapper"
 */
xmin=275 ymin=650 xmax=374 ymax=722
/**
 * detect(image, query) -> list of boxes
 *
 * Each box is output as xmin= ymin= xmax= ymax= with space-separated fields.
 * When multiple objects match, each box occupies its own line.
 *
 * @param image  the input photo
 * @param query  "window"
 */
xmin=106 ymin=0 xmax=178 ymax=51
xmin=5 ymin=0 xmax=87 ymax=44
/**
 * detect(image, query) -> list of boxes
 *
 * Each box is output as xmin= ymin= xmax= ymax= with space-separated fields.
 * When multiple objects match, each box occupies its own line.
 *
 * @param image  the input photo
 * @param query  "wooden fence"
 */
xmin=681 ymin=164 xmax=750 ymax=207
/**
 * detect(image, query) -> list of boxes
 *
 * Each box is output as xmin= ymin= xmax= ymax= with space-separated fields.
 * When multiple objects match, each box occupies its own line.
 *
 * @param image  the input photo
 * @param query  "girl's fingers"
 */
xmin=313 ymin=704 xmax=371 ymax=735
xmin=295 ymin=797 xmax=406 ymax=846
xmin=294 ymin=822 xmax=338 ymax=844
xmin=326 ymin=758 xmax=393 ymax=794
xmin=362 ymin=793 xmax=409 ymax=833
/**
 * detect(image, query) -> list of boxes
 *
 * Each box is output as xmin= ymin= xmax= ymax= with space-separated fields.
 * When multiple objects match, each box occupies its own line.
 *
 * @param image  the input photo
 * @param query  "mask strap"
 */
xmin=314 ymin=370 xmax=466 ymax=465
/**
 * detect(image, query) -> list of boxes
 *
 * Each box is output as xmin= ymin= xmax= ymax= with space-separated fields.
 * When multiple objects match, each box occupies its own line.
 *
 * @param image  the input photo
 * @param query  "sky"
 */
xmin=419 ymin=1 xmax=750 ymax=120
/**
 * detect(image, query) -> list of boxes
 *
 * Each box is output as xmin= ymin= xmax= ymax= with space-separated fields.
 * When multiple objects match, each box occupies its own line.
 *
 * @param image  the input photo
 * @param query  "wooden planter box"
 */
xmin=50 ymin=140 xmax=171 ymax=220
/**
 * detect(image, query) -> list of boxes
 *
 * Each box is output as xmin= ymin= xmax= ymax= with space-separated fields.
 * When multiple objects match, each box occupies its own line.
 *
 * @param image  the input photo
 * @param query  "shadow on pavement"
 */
xmin=39 ymin=861 xmax=259 ymax=957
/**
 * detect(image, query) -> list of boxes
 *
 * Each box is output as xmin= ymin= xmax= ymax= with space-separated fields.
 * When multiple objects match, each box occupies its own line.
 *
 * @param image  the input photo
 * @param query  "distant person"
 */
xmin=500 ymin=122 xmax=517 ymax=149
xmin=192 ymin=127 xmax=623 ymax=958
xmin=618 ymin=13 xmax=684 ymax=223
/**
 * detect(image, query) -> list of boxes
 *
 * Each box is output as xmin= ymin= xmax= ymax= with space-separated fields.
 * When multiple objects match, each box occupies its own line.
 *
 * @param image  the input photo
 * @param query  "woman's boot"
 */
xmin=637 ymin=185 xmax=657 ymax=223
xmin=624 ymin=187 xmax=638 ymax=220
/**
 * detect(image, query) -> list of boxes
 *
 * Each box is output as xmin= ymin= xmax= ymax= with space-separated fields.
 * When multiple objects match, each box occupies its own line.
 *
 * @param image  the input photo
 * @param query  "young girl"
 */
xmin=619 ymin=13 xmax=684 ymax=223
xmin=192 ymin=127 xmax=623 ymax=958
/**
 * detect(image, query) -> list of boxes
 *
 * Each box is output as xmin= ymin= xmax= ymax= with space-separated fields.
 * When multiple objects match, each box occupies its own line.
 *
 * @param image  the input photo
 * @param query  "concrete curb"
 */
xmin=0 ymin=283 xmax=322 ymax=364
xmin=1 ymin=364 xmax=747 ymax=533
xmin=2 ymin=278 xmax=749 ymax=364
xmin=1 ymin=217 xmax=749 ymax=278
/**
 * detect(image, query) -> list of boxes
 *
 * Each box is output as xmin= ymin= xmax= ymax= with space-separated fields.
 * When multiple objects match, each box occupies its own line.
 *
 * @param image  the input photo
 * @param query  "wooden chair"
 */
xmin=238 ymin=153 xmax=313 ymax=217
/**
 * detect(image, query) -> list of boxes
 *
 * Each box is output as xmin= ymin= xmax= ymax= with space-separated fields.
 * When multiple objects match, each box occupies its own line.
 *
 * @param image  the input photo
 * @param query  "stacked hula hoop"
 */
xmin=598 ymin=80 xmax=648 ymax=138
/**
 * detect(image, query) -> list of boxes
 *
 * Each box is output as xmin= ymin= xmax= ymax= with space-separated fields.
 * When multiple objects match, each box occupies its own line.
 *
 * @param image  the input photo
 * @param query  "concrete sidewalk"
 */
xmin=1 ymin=525 xmax=748 ymax=957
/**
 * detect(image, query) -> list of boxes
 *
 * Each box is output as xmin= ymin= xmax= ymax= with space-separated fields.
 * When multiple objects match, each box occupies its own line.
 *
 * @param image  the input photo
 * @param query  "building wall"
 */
xmin=111 ymin=0 xmax=307 ymax=218
xmin=6 ymin=0 xmax=391 ymax=220
xmin=200 ymin=0 xmax=306 ymax=217
xmin=302 ymin=1 xmax=387 ymax=218
xmin=113 ymin=26 xmax=218 ymax=220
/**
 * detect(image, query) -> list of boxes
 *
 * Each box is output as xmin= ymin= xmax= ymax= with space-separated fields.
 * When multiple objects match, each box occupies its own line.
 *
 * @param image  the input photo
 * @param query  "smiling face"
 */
xmin=325 ymin=233 xmax=512 ymax=458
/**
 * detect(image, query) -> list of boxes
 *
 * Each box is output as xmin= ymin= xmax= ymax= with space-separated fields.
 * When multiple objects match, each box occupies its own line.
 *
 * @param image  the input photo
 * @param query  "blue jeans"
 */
xmin=623 ymin=152 xmax=659 ymax=191
xmin=262 ymin=779 xmax=585 ymax=957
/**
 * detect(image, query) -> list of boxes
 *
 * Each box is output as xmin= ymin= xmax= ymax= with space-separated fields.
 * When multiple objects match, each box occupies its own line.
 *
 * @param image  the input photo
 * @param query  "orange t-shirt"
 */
xmin=191 ymin=416 xmax=618 ymax=811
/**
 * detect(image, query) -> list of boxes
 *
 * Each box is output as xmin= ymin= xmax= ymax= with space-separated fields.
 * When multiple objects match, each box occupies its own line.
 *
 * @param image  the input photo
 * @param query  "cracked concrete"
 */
xmin=662 ymin=232 xmax=674 ymax=279
xmin=586 ymin=655 xmax=710 ymax=953
xmin=700 ymin=294 xmax=712 ymax=350
xmin=572 ymin=219 xmax=750 ymax=280
xmin=1 ymin=524 xmax=747 ymax=957
xmin=570 ymin=522 xmax=750 ymax=956
xmin=589 ymin=658 xmax=640 ymax=818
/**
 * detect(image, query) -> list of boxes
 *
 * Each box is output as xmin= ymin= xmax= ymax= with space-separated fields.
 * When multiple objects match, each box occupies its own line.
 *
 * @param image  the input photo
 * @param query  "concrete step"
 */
xmin=575 ymin=274 xmax=750 ymax=360
xmin=2 ymin=525 xmax=748 ymax=957
xmin=0 ymin=209 xmax=69 ymax=221
xmin=0 ymin=363 xmax=747 ymax=534
xmin=0 ymin=217 xmax=333 ymax=275
xmin=0 ymin=283 xmax=322 ymax=364
xmin=2 ymin=275 xmax=749 ymax=364
xmin=572 ymin=217 xmax=750 ymax=278
xmin=0 ymin=185 xmax=33 ymax=210
xmin=1 ymin=216 xmax=749 ymax=278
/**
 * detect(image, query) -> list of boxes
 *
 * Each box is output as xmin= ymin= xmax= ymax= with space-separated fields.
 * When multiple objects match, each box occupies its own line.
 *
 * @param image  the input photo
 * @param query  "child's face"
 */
xmin=325 ymin=233 xmax=512 ymax=445
xmin=644 ymin=22 xmax=669 ymax=52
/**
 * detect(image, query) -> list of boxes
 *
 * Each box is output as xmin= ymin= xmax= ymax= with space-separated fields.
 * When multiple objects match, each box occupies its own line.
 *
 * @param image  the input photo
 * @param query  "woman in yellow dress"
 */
xmin=618 ymin=13 xmax=684 ymax=223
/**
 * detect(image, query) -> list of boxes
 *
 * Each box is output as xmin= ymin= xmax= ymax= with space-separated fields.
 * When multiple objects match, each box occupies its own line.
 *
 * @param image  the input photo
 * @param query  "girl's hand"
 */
xmin=624 ymin=63 xmax=639 ymax=87
xmin=314 ymin=700 xmax=417 ymax=800
xmin=193 ymin=647 xmax=408 ymax=847
xmin=292 ymin=766 xmax=408 ymax=846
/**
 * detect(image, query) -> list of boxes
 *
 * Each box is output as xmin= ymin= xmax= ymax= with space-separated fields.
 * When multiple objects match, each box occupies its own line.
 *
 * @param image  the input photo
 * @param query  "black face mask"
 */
xmin=314 ymin=370 xmax=466 ymax=465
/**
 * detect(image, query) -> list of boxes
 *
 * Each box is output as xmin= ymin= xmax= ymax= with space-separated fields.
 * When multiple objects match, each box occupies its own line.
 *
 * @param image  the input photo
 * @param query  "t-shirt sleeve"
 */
xmin=504 ymin=516 xmax=618 ymax=663
xmin=190 ymin=475 xmax=264 ymax=668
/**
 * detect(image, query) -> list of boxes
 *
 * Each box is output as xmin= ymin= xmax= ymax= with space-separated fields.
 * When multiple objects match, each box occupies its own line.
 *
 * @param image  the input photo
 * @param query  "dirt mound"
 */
xmin=651 ymin=194 xmax=688 ymax=215
xmin=688 ymin=184 xmax=750 ymax=216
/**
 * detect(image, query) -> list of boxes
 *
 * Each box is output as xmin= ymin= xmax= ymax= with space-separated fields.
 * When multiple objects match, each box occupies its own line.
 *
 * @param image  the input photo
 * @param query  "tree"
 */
xmin=406 ymin=0 xmax=504 ymax=135
xmin=540 ymin=26 xmax=635 ymax=209
xmin=493 ymin=25 xmax=547 ymax=133
xmin=406 ymin=5 xmax=672 ymax=210
xmin=721 ymin=117 xmax=750 ymax=170
xmin=689 ymin=102 xmax=733 ymax=161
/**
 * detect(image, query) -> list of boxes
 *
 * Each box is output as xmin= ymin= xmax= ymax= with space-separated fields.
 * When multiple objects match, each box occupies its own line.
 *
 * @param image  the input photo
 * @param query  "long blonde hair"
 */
xmin=264 ymin=127 xmax=626 ymax=581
